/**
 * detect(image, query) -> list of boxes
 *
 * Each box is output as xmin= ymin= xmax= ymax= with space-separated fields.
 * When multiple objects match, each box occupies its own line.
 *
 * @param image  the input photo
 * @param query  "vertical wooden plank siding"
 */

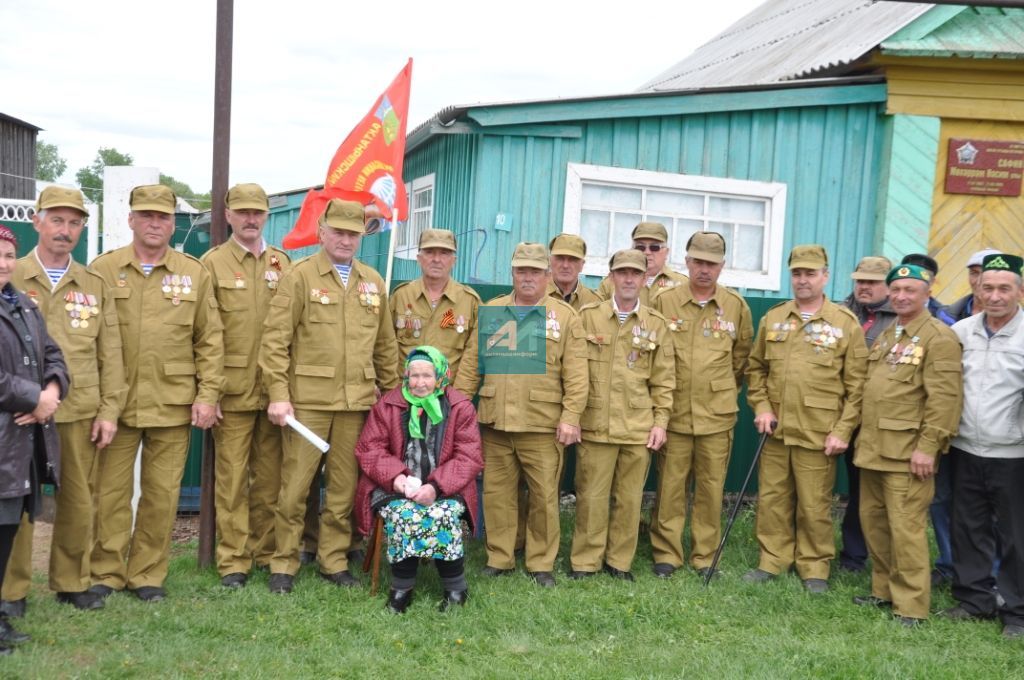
xmin=873 ymin=114 xmax=941 ymax=267
xmin=405 ymin=97 xmax=885 ymax=299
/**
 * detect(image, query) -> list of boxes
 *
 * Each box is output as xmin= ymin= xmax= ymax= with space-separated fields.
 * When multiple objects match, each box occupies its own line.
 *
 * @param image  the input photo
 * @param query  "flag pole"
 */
xmin=384 ymin=210 xmax=398 ymax=292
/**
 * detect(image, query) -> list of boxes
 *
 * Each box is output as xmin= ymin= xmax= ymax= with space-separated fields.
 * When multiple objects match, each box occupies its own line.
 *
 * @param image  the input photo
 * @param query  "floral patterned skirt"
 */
xmin=379 ymin=498 xmax=465 ymax=564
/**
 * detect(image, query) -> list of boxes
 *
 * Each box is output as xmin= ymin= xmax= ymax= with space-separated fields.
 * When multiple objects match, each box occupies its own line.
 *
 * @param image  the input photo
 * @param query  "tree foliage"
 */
xmin=36 ymin=141 xmax=67 ymax=182
xmin=75 ymin=147 xmax=135 ymax=202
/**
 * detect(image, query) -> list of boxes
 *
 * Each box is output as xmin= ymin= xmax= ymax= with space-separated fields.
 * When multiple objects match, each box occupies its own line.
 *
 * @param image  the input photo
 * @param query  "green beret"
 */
xmin=982 ymin=253 xmax=1024 ymax=275
xmin=886 ymin=264 xmax=933 ymax=286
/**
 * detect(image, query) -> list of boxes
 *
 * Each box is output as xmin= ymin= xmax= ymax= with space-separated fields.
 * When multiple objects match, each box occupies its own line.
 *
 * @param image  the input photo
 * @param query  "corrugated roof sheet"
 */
xmin=638 ymin=0 xmax=933 ymax=92
xmin=881 ymin=6 xmax=1024 ymax=58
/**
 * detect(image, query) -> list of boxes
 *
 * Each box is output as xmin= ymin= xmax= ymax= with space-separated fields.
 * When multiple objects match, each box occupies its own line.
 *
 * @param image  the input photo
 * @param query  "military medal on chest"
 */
xmin=358 ymin=282 xmax=380 ymax=313
xmin=668 ymin=316 xmax=682 ymax=332
xmin=802 ymin=320 xmax=842 ymax=353
xmin=117 ymin=272 xmax=128 ymax=288
xmin=887 ymin=335 xmax=923 ymax=369
xmin=64 ymin=291 xmax=95 ymax=328
xmin=546 ymin=310 xmax=560 ymax=340
xmin=439 ymin=308 xmax=456 ymax=330
xmin=627 ymin=350 xmax=639 ymax=369
xmin=632 ymin=324 xmax=643 ymax=347
xmin=234 ymin=272 xmax=245 ymax=289
xmin=711 ymin=307 xmax=736 ymax=339
xmin=412 ymin=318 xmax=422 ymax=338
xmin=311 ymin=288 xmax=330 ymax=304
xmin=269 ymin=254 xmax=282 ymax=271
xmin=264 ymin=271 xmax=279 ymax=289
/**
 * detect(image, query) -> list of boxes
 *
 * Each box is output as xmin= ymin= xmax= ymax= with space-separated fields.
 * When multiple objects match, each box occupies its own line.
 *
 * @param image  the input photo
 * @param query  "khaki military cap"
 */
xmin=130 ymin=184 xmax=176 ymax=214
xmin=36 ymin=186 xmax=87 ymax=215
xmin=419 ymin=229 xmax=457 ymax=251
xmin=318 ymin=199 xmax=365 ymax=233
xmin=631 ymin=221 xmax=668 ymax=243
xmin=549 ymin=233 xmax=586 ymax=259
xmin=788 ymin=244 xmax=828 ymax=270
xmin=609 ymin=249 xmax=647 ymax=272
xmin=851 ymin=256 xmax=892 ymax=281
xmin=511 ymin=242 xmax=548 ymax=269
xmin=225 ymin=183 xmax=269 ymax=211
xmin=687 ymin=232 xmax=726 ymax=263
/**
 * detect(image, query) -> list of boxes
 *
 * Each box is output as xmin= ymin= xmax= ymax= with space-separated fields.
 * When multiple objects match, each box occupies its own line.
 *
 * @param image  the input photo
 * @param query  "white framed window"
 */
xmin=563 ymin=163 xmax=787 ymax=291
xmin=396 ymin=173 xmax=435 ymax=260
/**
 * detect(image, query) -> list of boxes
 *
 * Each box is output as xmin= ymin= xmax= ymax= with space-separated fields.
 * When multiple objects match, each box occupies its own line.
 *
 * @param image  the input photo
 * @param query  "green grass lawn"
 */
xmin=5 ymin=506 xmax=1022 ymax=679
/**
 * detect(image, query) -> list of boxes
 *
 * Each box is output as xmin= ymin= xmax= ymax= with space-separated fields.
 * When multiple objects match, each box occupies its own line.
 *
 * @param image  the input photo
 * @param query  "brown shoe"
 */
xmin=320 ymin=570 xmax=359 ymax=588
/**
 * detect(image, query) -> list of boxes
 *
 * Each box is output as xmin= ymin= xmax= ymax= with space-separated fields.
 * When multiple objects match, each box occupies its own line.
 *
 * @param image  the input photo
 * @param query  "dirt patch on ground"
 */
xmin=28 ymin=515 xmax=205 ymax=574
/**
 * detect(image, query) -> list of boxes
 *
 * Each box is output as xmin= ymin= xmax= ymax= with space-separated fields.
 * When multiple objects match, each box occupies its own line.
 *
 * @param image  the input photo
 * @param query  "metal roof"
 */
xmin=638 ymin=0 xmax=933 ymax=92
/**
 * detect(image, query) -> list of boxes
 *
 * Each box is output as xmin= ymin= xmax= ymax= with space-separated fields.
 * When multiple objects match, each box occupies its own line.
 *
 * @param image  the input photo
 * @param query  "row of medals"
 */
xmin=396 ymin=311 xmax=467 ymax=337
xmin=236 ymin=272 xmax=280 ymax=289
xmin=888 ymin=337 xmax=923 ymax=368
xmin=65 ymin=291 xmax=99 ymax=329
xmin=161 ymin=275 xmax=192 ymax=306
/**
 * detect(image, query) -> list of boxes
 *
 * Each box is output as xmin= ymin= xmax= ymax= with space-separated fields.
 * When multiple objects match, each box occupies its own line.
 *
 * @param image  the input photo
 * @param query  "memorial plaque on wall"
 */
xmin=945 ymin=138 xmax=1024 ymax=196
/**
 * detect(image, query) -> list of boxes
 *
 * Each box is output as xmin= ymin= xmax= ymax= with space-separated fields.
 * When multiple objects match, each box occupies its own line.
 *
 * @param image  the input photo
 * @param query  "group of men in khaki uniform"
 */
xmin=0 ymin=181 xmax=992 ymax=632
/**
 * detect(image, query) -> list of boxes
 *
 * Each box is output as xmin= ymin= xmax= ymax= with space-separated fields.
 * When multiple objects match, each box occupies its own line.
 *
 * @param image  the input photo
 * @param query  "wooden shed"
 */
xmin=0 ymin=112 xmax=40 ymax=201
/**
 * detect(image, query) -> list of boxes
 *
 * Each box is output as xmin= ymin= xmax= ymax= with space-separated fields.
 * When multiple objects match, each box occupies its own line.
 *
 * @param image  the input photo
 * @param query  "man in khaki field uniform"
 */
xmin=260 ymin=198 xmax=399 ymax=594
xmin=853 ymin=263 xmax=962 ymax=626
xmin=547 ymin=233 xmax=601 ymax=311
xmin=90 ymin=185 xmax=224 ymax=602
xmin=200 ymin=183 xmax=290 ymax=588
xmin=570 ymin=249 xmax=674 ymax=580
xmin=650 ymin=232 xmax=753 ymax=578
xmin=745 ymin=244 xmax=866 ymax=593
xmin=477 ymin=242 xmax=588 ymax=587
xmin=597 ymin=222 xmax=687 ymax=306
xmin=0 ymin=187 xmax=125 ymax=616
xmin=390 ymin=228 xmax=479 ymax=396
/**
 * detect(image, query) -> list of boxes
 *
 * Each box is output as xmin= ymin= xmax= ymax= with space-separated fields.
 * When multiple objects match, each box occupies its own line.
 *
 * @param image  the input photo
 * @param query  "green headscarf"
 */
xmin=401 ymin=345 xmax=451 ymax=440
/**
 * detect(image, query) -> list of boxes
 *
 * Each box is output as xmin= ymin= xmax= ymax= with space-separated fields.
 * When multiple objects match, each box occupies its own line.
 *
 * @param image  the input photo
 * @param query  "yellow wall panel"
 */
xmin=928 ymin=119 xmax=1024 ymax=303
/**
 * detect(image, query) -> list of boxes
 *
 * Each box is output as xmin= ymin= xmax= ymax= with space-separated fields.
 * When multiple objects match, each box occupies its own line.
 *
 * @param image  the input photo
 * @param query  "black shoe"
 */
xmin=895 ymin=615 xmax=923 ymax=628
xmin=220 ymin=572 xmax=247 ymax=589
xmin=387 ymin=588 xmax=414 ymax=614
xmin=347 ymin=549 xmax=366 ymax=569
xmin=320 ymin=570 xmax=359 ymax=588
xmin=0 ymin=599 xmax=25 ymax=619
xmin=88 ymin=584 xmax=116 ymax=600
xmin=0 ymin=619 xmax=29 ymax=645
xmin=269 ymin=573 xmax=293 ymax=594
xmin=299 ymin=551 xmax=317 ymax=565
xmin=930 ymin=568 xmax=952 ymax=588
xmin=697 ymin=567 xmax=718 ymax=581
xmin=803 ymin=578 xmax=829 ymax=594
xmin=481 ymin=566 xmax=514 ymax=577
xmin=853 ymin=595 xmax=892 ymax=608
xmin=56 ymin=591 xmax=104 ymax=610
xmin=130 ymin=586 xmax=165 ymax=602
xmin=742 ymin=568 xmax=776 ymax=584
xmin=567 ymin=570 xmax=596 ymax=580
xmin=603 ymin=564 xmax=635 ymax=582
xmin=938 ymin=605 xmax=991 ymax=621
xmin=0 ymin=644 xmax=11 ymax=656
xmin=1003 ymin=624 xmax=1024 ymax=639
xmin=652 ymin=563 xmax=676 ymax=579
xmin=439 ymin=589 xmax=468 ymax=612
xmin=529 ymin=571 xmax=556 ymax=588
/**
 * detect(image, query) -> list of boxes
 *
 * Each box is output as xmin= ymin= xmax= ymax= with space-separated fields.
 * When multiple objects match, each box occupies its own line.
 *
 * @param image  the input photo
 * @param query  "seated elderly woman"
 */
xmin=354 ymin=346 xmax=483 ymax=613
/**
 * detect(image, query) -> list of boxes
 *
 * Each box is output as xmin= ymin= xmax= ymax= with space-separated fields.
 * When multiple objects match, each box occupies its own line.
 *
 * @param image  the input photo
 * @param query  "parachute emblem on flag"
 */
xmin=376 ymin=95 xmax=401 ymax=146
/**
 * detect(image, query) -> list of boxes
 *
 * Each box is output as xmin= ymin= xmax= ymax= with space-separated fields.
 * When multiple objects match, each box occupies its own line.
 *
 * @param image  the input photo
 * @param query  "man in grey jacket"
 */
xmin=941 ymin=253 xmax=1024 ymax=639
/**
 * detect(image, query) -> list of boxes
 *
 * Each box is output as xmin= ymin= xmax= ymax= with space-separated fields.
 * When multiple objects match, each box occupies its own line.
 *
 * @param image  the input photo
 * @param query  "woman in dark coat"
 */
xmin=0 ymin=226 xmax=68 ymax=653
xmin=354 ymin=345 xmax=483 ymax=613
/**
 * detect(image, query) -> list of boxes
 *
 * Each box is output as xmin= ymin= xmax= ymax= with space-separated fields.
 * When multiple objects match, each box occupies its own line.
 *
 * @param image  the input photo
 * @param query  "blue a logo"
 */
xmin=479 ymin=306 xmax=547 ymax=375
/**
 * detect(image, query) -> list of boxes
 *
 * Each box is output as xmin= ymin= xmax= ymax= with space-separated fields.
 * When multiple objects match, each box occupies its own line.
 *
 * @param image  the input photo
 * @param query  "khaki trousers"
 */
xmin=755 ymin=439 xmax=836 ymax=580
xmin=650 ymin=430 xmax=733 ymax=569
xmin=91 ymin=423 xmax=192 ymax=590
xmin=860 ymin=468 xmax=935 ymax=620
xmin=213 ymin=410 xmax=282 ymax=576
xmin=481 ymin=427 xmax=562 ymax=572
xmin=269 ymin=409 xmax=364 ymax=576
xmin=3 ymin=420 xmax=102 ymax=598
xmin=570 ymin=440 xmax=650 ymax=573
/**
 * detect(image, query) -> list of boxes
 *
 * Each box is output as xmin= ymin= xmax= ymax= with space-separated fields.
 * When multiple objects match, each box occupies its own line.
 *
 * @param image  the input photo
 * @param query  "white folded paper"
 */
xmin=405 ymin=476 xmax=422 ymax=493
xmin=285 ymin=414 xmax=330 ymax=453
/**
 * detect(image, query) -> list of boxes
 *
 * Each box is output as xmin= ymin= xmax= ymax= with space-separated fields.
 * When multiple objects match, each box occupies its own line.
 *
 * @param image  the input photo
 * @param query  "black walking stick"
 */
xmin=703 ymin=421 xmax=776 ymax=587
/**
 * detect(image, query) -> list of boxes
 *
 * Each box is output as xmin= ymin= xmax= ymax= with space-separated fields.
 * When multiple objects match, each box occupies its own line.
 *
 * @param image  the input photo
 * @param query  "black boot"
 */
xmin=0 ymin=618 xmax=29 ymax=644
xmin=439 ymin=589 xmax=468 ymax=612
xmin=387 ymin=588 xmax=414 ymax=614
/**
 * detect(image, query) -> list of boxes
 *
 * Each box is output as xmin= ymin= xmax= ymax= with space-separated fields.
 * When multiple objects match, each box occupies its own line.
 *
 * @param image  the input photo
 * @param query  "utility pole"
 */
xmin=199 ymin=0 xmax=233 ymax=568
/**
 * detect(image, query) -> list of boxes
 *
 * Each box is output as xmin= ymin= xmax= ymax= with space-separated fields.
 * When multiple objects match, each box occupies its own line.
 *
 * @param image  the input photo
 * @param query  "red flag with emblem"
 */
xmin=283 ymin=59 xmax=412 ymax=249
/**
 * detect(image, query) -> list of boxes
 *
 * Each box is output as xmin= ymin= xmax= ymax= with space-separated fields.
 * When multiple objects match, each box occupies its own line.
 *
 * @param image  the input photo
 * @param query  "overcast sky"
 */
xmin=1 ymin=0 xmax=763 ymax=203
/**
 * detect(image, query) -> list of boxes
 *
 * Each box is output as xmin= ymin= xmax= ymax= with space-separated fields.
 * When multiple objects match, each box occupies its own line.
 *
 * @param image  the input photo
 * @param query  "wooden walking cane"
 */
xmin=364 ymin=514 xmax=385 ymax=595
